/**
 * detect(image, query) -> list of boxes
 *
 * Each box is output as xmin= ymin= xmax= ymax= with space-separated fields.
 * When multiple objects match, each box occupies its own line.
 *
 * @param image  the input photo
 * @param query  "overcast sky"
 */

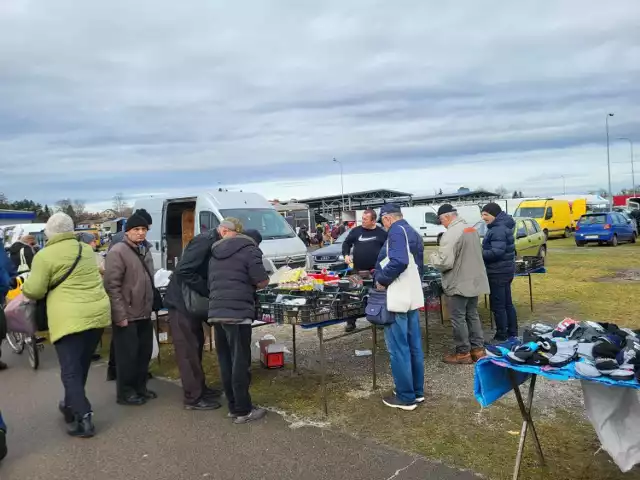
xmin=1 ymin=1 xmax=639 ymax=211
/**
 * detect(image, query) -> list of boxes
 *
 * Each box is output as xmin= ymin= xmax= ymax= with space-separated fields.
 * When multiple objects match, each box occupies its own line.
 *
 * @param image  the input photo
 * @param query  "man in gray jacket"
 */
xmin=430 ymin=205 xmax=489 ymax=365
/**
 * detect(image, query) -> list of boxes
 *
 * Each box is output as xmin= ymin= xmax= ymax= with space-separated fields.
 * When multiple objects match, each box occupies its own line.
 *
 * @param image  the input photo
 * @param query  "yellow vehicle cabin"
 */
xmin=514 ymin=199 xmax=573 ymax=238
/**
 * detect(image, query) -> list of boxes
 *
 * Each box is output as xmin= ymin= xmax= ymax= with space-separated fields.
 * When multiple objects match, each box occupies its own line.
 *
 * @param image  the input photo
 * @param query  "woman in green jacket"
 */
xmin=22 ymin=213 xmax=110 ymax=438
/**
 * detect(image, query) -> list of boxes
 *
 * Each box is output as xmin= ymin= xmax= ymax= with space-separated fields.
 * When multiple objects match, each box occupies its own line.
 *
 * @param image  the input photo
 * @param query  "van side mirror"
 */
xmin=516 ymin=229 xmax=527 ymax=239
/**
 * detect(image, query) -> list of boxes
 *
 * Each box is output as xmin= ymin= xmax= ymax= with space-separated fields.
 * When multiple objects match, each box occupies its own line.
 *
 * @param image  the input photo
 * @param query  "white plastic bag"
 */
xmin=154 ymin=269 xmax=172 ymax=288
xmin=151 ymin=327 xmax=159 ymax=360
xmin=385 ymin=226 xmax=424 ymax=312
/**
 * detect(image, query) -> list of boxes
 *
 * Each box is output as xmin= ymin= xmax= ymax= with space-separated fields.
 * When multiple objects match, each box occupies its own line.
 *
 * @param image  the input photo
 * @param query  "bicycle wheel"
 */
xmin=6 ymin=332 xmax=25 ymax=354
xmin=25 ymin=336 xmax=39 ymax=370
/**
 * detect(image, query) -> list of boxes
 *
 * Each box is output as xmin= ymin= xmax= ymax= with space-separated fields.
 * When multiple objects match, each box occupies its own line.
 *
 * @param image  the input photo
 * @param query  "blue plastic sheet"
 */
xmin=474 ymin=356 xmax=640 ymax=408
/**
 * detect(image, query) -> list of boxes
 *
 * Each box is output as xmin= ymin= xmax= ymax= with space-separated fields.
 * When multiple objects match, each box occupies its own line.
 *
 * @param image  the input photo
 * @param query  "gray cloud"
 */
xmin=0 ymin=1 xmax=639 ymax=207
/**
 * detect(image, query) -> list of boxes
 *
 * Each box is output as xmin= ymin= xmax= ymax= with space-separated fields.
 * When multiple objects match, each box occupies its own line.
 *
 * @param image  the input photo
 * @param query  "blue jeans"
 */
xmin=489 ymin=275 xmax=518 ymax=338
xmin=384 ymin=310 xmax=424 ymax=403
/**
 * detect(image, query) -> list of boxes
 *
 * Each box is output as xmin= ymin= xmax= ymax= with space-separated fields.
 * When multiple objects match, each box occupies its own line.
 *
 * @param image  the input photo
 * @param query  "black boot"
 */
xmin=58 ymin=402 xmax=74 ymax=424
xmin=0 ymin=428 xmax=7 ymax=461
xmin=67 ymin=413 xmax=95 ymax=438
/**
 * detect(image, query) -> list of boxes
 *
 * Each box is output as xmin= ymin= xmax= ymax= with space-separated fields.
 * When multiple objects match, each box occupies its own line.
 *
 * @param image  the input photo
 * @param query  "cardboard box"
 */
xmin=259 ymin=338 xmax=285 ymax=369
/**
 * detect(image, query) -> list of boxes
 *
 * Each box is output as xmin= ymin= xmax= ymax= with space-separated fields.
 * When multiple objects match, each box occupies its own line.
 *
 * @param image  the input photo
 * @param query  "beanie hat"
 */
xmin=133 ymin=208 xmax=153 ymax=226
xmin=436 ymin=204 xmax=456 ymax=217
xmin=125 ymin=213 xmax=149 ymax=232
xmin=244 ymin=229 xmax=263 ymax=245
xmin=482 ymin=203 xmax=502 ymax=218
xmin=44 ymin=212 xmax=75 ymax=239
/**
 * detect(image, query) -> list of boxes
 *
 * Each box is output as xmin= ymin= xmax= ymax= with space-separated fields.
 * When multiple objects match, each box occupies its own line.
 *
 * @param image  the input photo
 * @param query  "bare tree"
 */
xmin=55 ymin=198 xmax=72 ymax=212
xmin=494 ymin=185 xmax=509 ymax=198
xmin=112 ymin=192 xmax=130 ymax=217
xmin=73 ymin=200 xmax=87 ymax=221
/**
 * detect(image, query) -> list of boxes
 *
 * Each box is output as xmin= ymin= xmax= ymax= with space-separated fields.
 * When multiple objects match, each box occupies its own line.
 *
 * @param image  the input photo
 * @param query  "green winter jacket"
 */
xmin=22 ymin=232 xmax=110 ymax=343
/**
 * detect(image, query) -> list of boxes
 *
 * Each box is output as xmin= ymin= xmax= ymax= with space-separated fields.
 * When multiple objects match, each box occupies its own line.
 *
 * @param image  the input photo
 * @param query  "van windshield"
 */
xmin=219 ymin=208 xmax=296 ymax=240
xmin=514 ymin=207 xmax=545 ymax=218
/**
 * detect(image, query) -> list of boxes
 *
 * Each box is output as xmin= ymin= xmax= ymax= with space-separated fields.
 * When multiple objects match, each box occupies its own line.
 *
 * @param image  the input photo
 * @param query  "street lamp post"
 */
xmin=618 ymin=137 xmax=636 ymax=197
xmin=332 ymin=157 xmax=345 ymax=215
xmin=606 ymin=113 xmax=614 ymax=206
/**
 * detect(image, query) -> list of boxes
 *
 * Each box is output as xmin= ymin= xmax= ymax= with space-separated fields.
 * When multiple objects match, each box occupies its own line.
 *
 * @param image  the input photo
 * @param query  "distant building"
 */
xmin=0 ymin=209 xmax=36 ymax=227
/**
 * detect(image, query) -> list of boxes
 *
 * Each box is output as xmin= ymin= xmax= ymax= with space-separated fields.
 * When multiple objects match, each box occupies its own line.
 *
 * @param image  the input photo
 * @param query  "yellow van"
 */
xmin=569 ymin=199 xmax=587 ymax=229
xmin=514 ymin=199 xmax=573 ymax=238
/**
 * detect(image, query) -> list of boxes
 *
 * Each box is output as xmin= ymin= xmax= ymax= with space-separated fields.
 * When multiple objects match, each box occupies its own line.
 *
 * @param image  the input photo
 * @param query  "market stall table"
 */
xmin=474 ymin=355 xmax=640 ymax=480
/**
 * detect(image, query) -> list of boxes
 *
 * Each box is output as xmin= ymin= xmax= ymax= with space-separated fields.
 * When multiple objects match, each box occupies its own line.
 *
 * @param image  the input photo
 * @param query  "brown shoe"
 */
xmin=443 ymin=352 xmax=473 ymax=365
xmin=471 ymin=348 xmax=486 ymax=362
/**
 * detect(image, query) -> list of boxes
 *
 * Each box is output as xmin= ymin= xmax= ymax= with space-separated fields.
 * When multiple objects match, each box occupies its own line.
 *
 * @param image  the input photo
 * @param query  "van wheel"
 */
xmin=538 ymin=245 xmax=547 ymax=258
xmin=563 ymin=227 xmax=571 ymax=238
xmin=609 ymin=235 xmax=618 ymax=247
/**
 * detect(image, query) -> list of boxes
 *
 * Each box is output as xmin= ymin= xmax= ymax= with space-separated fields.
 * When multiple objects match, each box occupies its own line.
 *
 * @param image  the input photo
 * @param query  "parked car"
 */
xmin=310 ymin=231 xmax=350 ymax=271
xmin=613 ymin=208 xmax=639 ymax=235
xmin=575 ymin=213 xmax=637 ymax=247
xmin=473 ymin=217 xmax=547 ymax=258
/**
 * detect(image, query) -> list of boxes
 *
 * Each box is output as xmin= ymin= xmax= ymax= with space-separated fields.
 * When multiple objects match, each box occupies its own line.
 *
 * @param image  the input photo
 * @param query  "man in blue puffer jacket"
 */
xmin=481 ymin=203 xmax=517 ymax=342
xmin=374 ymin=204 xmax=425 ymax=411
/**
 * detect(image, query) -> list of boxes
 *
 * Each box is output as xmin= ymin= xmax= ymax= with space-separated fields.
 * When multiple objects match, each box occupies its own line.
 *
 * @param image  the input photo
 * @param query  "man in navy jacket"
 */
xmin=374 ymin=204 xmax=425 ymax=411
xmin=481 ymin=203 xmax=517 ymax=342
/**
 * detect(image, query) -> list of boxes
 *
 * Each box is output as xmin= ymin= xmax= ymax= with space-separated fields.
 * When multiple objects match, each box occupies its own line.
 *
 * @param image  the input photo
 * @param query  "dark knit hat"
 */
xmin=125 ymin=213 xmax=149 ymax=232
xmin=244 ymin=229 xmax=263 ymax=245
xmin=436 ymin=204 xmax=456 ymax=216
xmin=133 ymin=208 xmax=153 ymax=226
xmin=482 ymin=203 xmax=502 ymax=218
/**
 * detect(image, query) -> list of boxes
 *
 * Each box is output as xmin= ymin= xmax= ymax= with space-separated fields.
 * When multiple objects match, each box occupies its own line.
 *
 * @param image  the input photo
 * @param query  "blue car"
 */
xmin=575 ymin=212 xmax=637 ymax=247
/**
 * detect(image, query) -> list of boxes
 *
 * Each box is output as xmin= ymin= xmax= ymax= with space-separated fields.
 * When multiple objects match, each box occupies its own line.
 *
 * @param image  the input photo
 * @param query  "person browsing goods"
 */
xmin=342 ymin=209 xmax=387 ymax=332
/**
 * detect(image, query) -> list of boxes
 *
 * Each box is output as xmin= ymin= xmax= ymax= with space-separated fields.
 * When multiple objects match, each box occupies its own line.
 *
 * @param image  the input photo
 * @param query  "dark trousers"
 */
xmin=108 ymin=337 xmax=116 ymax=373
xmin=213 ymin=324 xmax=253 ymax=416
xmin=113 ymin=319 xmax=153 ymax=400
xmin=489 ymin=275 xmax=518 ymax=339
xmin=168 ymin=309 xmax=206 ymax=404
xmin=54 ymin=328 xmax=104 ymax=416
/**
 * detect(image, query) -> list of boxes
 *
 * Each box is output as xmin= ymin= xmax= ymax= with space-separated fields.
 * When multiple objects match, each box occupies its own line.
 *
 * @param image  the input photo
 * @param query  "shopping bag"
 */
xmin=181 ymin=282 xmax=208 ymax=320
xmin=365 ymin=289 xmax=395 ymax=326
xmin=151 ymin=327 xmax=159 ymax=360
xmin=386 ymin=226 xmax=424 ymax=313
xmin=3 ymin=293 xmax=36 ymax=336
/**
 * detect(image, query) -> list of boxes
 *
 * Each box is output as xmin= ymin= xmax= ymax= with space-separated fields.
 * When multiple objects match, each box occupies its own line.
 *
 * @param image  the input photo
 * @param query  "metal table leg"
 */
xmin=292 ymin=324 xmax=297 ymax=372
xmin=372 ymin=326 xmax=377 ymax=390
xmin=507 ymin=372 xmax=545 ymax=480
xmin=528 ymin=274 xmax=534 ymax=312
xmin=318 ymin=327 xmax=328 ymax=416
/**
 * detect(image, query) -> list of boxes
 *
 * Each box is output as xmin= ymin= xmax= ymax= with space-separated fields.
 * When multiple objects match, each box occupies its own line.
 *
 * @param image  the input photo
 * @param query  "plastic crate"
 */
xmin=336 ymin=292 xmax=366 ymax=318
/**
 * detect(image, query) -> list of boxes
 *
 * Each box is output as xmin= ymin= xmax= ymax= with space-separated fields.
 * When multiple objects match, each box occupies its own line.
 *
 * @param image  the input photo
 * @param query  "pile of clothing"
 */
xmin=485 ymin=319 xmax=640 ymax=382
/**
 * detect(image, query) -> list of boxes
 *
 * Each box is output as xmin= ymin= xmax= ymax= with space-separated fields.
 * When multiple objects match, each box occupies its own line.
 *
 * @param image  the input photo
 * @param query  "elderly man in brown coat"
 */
xmin=104 ymin=212 xmax=157 ymax=406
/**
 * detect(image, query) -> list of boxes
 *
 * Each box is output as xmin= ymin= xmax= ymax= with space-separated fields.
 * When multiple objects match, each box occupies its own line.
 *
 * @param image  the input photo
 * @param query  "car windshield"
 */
xmin=333 ymin=231 xmax=350 ymax=244
xmin=473 ymin=222 xmax=488 ymax=236
xmin=219 ymin=208 xmax=296 ymax=240
xmin=514 ymin=207 xmax=545 ymax=218
xmin=580 ymin=215 xmax=607 ymax=225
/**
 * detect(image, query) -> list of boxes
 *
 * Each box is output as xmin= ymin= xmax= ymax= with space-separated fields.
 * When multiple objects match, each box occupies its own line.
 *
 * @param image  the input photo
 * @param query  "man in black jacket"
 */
xmin=341 ymin=209 xmax=387 ymax=331
xmin=208 ymin=220 xmax=269 ymax=424
xmin=481 ymin=203 xmax=517 ymax=342
xmin=164 ymin=227 xmax=222 ymax=410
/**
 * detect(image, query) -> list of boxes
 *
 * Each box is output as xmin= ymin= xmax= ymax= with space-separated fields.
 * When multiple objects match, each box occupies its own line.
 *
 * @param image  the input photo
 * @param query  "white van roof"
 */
xmin=135 ymin=191 xmax=273 ymax=211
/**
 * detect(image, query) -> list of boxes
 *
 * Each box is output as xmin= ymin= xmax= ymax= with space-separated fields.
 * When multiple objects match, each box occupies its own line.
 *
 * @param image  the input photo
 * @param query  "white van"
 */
xmin=133 ymin=191 xmax=309 ymax=271
xmin=2 ymin=223 xmax=48 ymax=248
xmin=403 ymin=204 xmax=482 ymax=244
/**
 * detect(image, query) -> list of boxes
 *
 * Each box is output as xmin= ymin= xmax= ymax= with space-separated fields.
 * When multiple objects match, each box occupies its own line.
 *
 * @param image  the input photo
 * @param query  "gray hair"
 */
xmin=44 ymin=212 xmax=75 ymax=239
xmin=384 ymin=212 xmax=404 ymax=220
xmin=442 ymin=212 xmax=458 ymax=220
